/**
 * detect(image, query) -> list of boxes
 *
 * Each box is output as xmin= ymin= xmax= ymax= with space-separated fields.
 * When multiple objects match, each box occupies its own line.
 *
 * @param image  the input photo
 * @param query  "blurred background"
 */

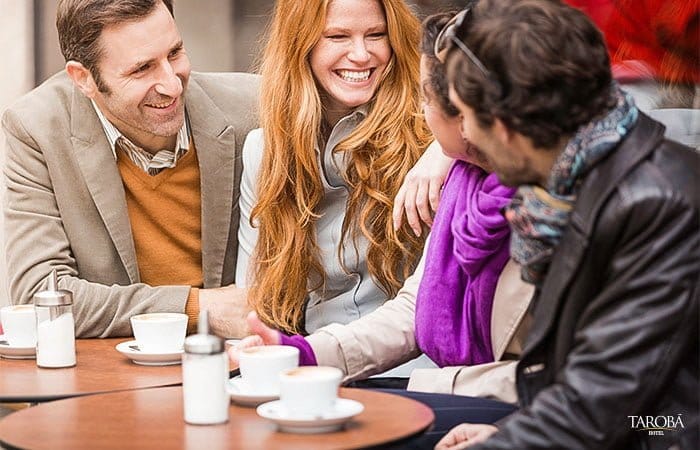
xmin=0 ymin=0 xmax=697 ymax=306
xmin=4 ymin=0 xmax=469 ymax=88
xmin=0 ymin=0 xmax=469 ymax=306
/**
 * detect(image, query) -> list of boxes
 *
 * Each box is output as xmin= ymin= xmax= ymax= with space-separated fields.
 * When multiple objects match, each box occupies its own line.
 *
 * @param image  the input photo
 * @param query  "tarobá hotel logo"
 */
xmin=628 ymin=414 xmax=685 ymax=436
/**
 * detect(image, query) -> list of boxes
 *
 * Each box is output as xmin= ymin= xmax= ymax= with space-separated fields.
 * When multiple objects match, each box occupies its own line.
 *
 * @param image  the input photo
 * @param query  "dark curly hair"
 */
xmin=447 ymin=0 xmax=616 ymax=149
xmin=420 ymin=12 xmax=460 ymax=117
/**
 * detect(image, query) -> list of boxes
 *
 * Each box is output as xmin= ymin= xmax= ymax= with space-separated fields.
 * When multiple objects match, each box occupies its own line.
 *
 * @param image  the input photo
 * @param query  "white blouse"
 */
xmin=235 ymin=109 xmax=390 ymax=333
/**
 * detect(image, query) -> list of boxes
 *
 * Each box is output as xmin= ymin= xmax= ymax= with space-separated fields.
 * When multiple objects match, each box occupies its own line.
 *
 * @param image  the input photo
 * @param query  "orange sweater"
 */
xmin=117 ymin=144 xmax=202 ymax=327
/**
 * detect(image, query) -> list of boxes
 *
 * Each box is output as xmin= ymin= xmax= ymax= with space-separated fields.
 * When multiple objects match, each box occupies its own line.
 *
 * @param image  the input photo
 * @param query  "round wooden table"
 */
xmin=0 ymin=339 xmax=182 ymax=403
xmin=0 ymin=386 xmax=434 ymax=449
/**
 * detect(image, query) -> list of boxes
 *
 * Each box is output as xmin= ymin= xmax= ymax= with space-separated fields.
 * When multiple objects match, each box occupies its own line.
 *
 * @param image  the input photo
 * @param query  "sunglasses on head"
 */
xmin=434 ymin=7 xmax=491 ymax=79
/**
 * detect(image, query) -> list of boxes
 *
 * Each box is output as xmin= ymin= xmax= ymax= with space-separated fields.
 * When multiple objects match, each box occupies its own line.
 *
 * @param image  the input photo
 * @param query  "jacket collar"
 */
xmin=523 ymin=113 xmax=665 ymax=352
xmin=70 ymin=84 xmax=140 ymax=282
xmin=185 ymin=73 xmax=237 ymax=288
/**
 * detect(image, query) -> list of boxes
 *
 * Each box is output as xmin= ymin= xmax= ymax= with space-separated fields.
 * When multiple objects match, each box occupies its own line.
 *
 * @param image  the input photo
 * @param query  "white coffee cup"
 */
xmin=0 ymin=305 xmax=37 ymax=347
xmin=279 ymin=366 xmax=343 ymax=417
xmin=238 ymin=345 xmax=299 ymax=395
xmin=130 ymin=313 xmax=187 ymax=353
xmin=224 ymin=339 xmax=241 ymax=352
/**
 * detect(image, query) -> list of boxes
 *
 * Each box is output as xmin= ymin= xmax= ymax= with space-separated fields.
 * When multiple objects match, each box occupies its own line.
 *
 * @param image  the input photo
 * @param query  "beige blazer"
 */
xmin=2 ymin=71 xmax=259 ymax=337
xmin=307 ymin=249 xmax=534 ymax=403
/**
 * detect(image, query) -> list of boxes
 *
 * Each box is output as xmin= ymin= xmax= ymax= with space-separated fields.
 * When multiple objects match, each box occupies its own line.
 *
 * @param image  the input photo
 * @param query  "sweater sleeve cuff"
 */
xmin=185 ymin=288 xmax=200 ymax=334
xmin=280 ymin=334 xmax=318 ymax=366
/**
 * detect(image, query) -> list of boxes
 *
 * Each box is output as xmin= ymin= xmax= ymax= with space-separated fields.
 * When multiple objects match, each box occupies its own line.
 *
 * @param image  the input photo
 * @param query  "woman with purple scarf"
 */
xmin=230 ymin=12 xmax=533 ymax=447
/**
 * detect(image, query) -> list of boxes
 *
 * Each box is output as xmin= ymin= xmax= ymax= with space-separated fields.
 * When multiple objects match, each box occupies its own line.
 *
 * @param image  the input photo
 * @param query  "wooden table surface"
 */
xmin=0 ymin=338 xmax=182 ymax=403
xmin=0 ymin=386 xmax=434 ymax=450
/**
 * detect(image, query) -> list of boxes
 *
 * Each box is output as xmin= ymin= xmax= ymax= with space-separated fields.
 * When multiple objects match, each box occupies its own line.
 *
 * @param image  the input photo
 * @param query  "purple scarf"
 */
xmin=415 ymin=161 xmax=515 ymax=367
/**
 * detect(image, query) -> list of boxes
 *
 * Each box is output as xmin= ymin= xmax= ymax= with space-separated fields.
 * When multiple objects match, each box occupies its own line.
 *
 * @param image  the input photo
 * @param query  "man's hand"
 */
xmin=198 ymin=284 xmax=251 ymax=338
xmin=228 ymin=311 xmax=281 ymax=368
xmin=435 ymin=424 xmax=498 ymax=450
xmin=393 ymin=140 xmax=453 ymax=236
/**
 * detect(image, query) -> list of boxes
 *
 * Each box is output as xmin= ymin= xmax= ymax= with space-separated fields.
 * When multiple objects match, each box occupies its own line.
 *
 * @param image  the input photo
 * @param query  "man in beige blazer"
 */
xmin=2 ymin=0 xmax=258 ymax=337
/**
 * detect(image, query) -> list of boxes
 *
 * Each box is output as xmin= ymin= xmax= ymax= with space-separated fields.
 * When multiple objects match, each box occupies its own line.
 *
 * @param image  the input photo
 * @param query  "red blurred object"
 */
xmin=567 ymin=0 xmax=700 ymax=83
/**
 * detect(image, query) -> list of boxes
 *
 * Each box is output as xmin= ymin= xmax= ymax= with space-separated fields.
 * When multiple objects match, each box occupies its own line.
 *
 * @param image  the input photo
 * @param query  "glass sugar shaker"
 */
xmin=33 ymin=269 xmax=76 ymax=368
xmin=182 ymin=309 xmax=229 ymax=425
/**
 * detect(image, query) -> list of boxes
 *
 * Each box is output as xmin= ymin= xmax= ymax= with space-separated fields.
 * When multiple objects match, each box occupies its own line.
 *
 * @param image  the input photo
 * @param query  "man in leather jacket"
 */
xmin=435 ymin=1 xmax=699 ymax=449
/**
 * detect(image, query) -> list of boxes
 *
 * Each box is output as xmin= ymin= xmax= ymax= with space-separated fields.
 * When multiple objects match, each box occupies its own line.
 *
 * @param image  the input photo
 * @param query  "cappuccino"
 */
xmin=0 ymin=305 xmax=37 ymax=348
xmin=131 ymin=313 xmax=184 ymax=322
xmin=279 ymin=366 xmax=343 ymax=416
xmin=284 ymin=366 xmax=341 ymax=379
xmin=8 ymin=305 xmax=34 ymax=312
xmin=130 ymin=313 xmax=187 ymax=353
xmin=238 ymin=345 xmax=299 ymax=395
xmin=241 ymin=346 xmax=296 ymax=356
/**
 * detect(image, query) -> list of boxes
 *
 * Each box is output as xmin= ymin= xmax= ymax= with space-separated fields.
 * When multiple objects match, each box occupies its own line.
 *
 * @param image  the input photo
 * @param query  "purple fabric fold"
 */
xmin=279 ymin=333 xmax=318 ymax=366
xmin=415 ymin=161 xmax=515 ymax=367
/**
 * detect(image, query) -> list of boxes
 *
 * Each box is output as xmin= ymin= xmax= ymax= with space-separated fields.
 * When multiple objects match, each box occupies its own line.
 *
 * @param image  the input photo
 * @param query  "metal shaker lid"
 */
xmin=33 ymin=269 xmax=73 ymax=306
xmin=184 ymin=310 xmax=224 ymax=354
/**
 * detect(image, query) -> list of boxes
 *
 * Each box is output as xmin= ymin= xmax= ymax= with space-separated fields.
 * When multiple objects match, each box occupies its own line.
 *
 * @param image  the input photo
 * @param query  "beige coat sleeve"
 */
xmin=407 ymin=260 xmax=534 ymax=403
xmin=408 ymin=361 xmax=519 ymax=403
xmin=2 ymin=72 xmax=260 ymax=338
xmin=2 ymin=108 xmax=190 ymax=338
xmin=306 ymin=247 xmax=427 ymax=381
xmin=308 ymin=251 xmax=534 ymax=403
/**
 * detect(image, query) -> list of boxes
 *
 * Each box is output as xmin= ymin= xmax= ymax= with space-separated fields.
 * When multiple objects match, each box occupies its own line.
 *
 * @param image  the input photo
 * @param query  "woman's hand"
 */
xmin=393 ymin=140 xmax=453 ymax=236
xmin=434 ymin=424 xmax=498 ymax=449
xmin=227 ymin=311 xmax=281 ymax=368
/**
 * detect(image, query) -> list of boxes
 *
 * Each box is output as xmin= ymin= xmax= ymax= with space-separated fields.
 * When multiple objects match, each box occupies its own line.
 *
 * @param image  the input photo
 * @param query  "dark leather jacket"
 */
xmin=474 ymin=114 xmax=699 ymax=449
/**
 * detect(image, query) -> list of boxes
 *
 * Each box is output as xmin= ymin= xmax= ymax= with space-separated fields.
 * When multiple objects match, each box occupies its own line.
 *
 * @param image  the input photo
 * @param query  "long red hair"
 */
xmin=249 ymin=0 xmax=432 ymax=333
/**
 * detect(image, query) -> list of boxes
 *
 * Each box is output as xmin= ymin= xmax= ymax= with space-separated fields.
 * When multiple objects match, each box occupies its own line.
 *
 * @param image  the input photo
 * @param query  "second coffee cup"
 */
xmin=279 ymin=366 xmax=343 ymax=417
xmin=130 ymin=313 xmax=187 ymax=353
xmin=238 ymin=345 xmax=299 ymax=395
xmin=0 ymin=305 xmax=37 ymax=347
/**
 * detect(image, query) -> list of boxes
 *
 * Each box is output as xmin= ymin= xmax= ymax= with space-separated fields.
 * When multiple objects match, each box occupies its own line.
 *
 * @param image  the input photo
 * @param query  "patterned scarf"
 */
xmin=415 ymin=161 xmax=515 ymax=366
xmin=504 ymin=85 xmax=638 ymax=285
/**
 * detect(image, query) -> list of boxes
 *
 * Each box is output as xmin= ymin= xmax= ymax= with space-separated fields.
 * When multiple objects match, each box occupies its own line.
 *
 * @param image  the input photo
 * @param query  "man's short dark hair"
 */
xmin=57 ymin=0 xmax=174 ymax=92
xmin=447 ymin=0 xmax=615 ymax=149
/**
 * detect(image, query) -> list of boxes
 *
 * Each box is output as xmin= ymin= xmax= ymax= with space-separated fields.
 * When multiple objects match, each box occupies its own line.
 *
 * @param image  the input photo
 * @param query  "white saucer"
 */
xmin=257 ymin=398 xmax=364 ymax=434
xmin=115 ymin=340 xmax=183 ymax=366
xmin=227 ymin=375 xmax=279 ymax=407
xmin=0 ymin=335 xmax=36 ymax=360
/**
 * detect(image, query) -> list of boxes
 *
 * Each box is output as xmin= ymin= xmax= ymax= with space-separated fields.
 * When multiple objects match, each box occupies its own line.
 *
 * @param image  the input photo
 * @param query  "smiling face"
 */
xmin=88 ymin=2 xmax=191 ymax=152
xmin=309 ymin=0 xmax=392 ymax=123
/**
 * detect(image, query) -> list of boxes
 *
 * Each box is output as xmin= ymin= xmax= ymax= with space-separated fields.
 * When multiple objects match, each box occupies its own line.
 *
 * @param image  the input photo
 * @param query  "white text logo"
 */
xmin=628 ymin=414 xmax=685 ymax=436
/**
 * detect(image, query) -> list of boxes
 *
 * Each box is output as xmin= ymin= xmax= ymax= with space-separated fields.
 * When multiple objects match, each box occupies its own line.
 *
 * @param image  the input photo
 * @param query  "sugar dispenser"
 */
xmin=33 ymin=269 xmax=76 ymax=368
xmin=182 ymin=309 xmax=229 ymax=424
